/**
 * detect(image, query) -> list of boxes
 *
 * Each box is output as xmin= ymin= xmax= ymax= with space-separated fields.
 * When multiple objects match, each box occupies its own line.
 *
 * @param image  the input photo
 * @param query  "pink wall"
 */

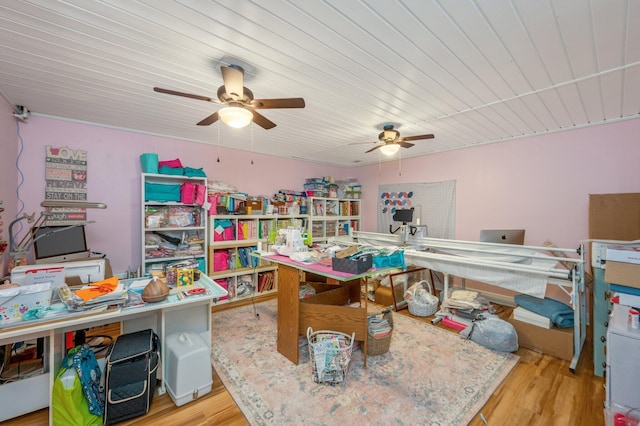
xmin=354 ymin=119 xmax=640 ymax=250
xmin=0 ymin=102 xmax=19 ymax=277
xmin=6 ymin=115 xmax=346 ymax=275
xmin=3 ymin=92 xmax=640 ymax=278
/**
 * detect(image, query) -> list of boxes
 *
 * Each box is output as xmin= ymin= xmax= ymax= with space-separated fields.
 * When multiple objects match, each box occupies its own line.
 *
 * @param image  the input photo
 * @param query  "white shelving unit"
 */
xmin=141 ymin=173 xmax=208 ymax=276
xmin=307 ymin=197 xmax=361 ymax=244
xmin=606 ymin=303 xmax=640 ymax=411
xmin=208 ymin=214 xmax=308 ymax=304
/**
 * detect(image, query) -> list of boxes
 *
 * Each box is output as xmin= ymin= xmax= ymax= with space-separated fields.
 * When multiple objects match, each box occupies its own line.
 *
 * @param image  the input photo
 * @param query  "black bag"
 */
xmin=103 ymin=329 xmax=159 ymax=424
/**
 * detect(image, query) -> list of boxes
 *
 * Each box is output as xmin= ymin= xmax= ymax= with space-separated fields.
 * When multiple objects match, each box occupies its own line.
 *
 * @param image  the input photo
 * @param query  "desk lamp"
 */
xmin=8 ymin=200 xmax=107 ymax=268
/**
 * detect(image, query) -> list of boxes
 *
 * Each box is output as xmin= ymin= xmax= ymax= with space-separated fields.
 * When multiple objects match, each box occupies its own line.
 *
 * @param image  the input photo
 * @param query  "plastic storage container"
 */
xmin=0 ymin=283 xmax=52 ymax=324
xmin=165 ymin=332 xmax=212 ymax=406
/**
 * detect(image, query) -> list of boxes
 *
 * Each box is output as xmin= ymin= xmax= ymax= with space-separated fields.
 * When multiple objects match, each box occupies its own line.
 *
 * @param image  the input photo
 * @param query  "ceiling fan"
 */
xmin=153 ymin=64 xmax=305 ymax=129
xmin=363 ymin=124 xmax=434 ymax=155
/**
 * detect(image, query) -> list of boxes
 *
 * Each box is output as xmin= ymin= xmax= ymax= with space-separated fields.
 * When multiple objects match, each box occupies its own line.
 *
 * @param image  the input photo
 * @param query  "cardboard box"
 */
xmin=509 ymin=313 xmax=573 ymax=361
xmin=589 ymin=193 xmax=640 ymax=240
xmin=605 ymin=261 xmax=640 ymax=289
xmin=245 ymin=199 xmax=264 ymax=215
xmin=374 ymin=285 xmax=404 ymax=308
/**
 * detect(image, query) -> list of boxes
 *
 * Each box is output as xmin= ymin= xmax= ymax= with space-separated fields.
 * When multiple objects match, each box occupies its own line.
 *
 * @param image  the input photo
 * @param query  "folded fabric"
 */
xmin=184 ymin=167 xmax=206 ymax=177
xmin=159 ymin=165 xmax=184 ymax=175
xmin=158 ymin=158 xmax=183 ymax=169
xmin=75 ymin=277 xmax=119 ymax=302
xmin=514 ymin=294 xmax=574 ymax=328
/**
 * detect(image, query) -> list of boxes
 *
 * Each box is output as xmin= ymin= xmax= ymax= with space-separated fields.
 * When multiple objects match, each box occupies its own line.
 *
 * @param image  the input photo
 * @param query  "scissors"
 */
xmin=187 ymin=287 xmax=206 ymax=295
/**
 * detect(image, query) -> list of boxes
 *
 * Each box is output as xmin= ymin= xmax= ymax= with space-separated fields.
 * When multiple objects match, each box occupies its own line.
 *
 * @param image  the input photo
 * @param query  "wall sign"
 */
xmin=44 ymin=146 xmax=88 ymax=225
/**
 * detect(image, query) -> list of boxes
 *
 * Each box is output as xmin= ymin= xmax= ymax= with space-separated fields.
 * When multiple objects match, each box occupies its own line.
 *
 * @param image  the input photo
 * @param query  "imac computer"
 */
xmin=32 ymin=225 xmax=90 ymax=264
xmin=479 ymin=229 xmax=525 ymax=245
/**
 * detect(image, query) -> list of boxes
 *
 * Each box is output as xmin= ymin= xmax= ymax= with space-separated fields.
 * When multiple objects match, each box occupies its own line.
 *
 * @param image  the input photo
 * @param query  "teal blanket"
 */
xmin=513 ymin=294 xmax=574 ymax=328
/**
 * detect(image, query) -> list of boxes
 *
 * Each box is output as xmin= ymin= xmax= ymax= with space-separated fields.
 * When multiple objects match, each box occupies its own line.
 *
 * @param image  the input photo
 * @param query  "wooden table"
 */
xmin=261 ymin=255 xmax=372 ymax=367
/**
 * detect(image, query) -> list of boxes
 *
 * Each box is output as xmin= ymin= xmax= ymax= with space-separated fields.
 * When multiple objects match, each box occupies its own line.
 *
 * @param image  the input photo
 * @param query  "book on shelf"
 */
xmin=513 ymin=306 xmax=552 ymax=329
xmin=257 ymin=271 xmax=275 ymax=293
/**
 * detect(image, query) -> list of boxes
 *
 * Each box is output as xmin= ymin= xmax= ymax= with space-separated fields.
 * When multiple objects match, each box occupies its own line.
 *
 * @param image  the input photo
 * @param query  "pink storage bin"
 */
xmin=207 ymin=195 xmax=217 ymax=216
xmin=213 ymin=220 xmax=234 ymax=241
xmin=180 ymin=182 xmax=196 ymax=204
xmin=195 ymin=184 xmax=206 ymax=205
xmin=212 ymin=250 xmax=229 ymax=272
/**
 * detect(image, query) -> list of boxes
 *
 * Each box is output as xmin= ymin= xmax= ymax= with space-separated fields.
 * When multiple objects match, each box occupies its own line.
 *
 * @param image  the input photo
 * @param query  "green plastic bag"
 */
xmin=52 ymin=347 xmax=102 ymax=426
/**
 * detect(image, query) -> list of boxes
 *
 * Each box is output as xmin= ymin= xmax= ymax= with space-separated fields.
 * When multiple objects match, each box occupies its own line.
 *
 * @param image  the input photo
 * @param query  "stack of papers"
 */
xmin=368 ymin=316 xmax=392 ymax=338
xmin=62 ymin=277 xmax=127 ymax=311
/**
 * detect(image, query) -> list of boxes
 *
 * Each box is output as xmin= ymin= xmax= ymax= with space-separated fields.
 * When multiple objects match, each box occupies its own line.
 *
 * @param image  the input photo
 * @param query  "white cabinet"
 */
xmin=307 ymin=197 xmax=360 ymax=243
xmin=208 ymin=214 xmax=308 ymax=304
xmin=141 ymin=173 xmax=208 ymax=275
xmin=606 ymin=303 xmax=640 ymax=410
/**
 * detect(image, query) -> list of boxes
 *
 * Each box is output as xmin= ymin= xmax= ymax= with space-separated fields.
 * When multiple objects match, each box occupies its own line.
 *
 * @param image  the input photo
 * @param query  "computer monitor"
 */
xmin=479 ymin=229 xmax=525 ymax=245
xmin=32 ymin=225 xmax=90 ymax=264
xmin=392 ymin=208 xmax=414 ymax=224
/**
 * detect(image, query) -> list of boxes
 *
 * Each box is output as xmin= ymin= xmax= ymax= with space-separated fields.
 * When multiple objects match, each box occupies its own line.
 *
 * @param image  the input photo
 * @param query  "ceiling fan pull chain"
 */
xmin=250 ymin=122 xmax=255 ymax=165
xmin=216 ymin=122 xmax=221 ymax=163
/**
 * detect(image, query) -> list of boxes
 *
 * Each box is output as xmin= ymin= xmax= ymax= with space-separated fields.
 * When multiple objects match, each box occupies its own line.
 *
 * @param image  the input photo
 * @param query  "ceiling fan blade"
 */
xmin=402 ymin=134 xmax=435 ymax=142
xmin=250 ymin=110 xmax=276 ymax=129
xmin=221 ymin=65 xmax=244 ymax=100
xmin=250 ymin=98 xmax=306 ymax=109
xmin=196 ymin=111 xmax=219 ymax=126
xmin=398 ymin=141 xmax=415 ymax=149
xmin=153 ymin=87 xmax=215 ymax=102
xmin=349 ymin=141 xmax=377 ymax=146
xmin=365 ymin=144 xmax=383 ymax=153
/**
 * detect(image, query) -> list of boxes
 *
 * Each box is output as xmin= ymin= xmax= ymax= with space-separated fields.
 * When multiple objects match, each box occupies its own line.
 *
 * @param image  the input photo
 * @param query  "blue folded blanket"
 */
xmin=514 ymin=294 xmax=574 ymax=328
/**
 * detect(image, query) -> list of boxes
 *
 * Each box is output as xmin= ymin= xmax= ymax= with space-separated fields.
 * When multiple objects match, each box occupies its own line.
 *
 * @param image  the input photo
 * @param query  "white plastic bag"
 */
xmin=460 ymin=314 xmax=518 ymax=352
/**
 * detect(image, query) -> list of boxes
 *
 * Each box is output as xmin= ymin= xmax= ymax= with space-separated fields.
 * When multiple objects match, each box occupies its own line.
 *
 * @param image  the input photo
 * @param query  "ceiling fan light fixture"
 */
xmin=379 ymin=144 xmax=400 ymax=156
xmin=218 ymin=106 xmax=253 ymax=128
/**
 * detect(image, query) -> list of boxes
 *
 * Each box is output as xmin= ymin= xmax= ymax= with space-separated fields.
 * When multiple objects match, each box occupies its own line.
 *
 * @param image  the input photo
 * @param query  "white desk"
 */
xmin=0 ymin=275 xmax=227 ymax=424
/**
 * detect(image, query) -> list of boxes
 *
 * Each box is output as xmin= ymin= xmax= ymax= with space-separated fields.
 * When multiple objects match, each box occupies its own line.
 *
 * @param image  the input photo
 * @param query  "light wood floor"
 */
xmin=4 ymin=295 xmax=605 ymax=425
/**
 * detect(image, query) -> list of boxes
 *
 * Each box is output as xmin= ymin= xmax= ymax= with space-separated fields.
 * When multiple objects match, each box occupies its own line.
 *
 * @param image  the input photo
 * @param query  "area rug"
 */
xmin=210 ymin=300 xmax=518 ymax=425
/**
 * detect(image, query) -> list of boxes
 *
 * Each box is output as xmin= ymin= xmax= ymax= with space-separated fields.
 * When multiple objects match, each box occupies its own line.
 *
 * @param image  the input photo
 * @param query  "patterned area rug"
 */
xmin=211 ymin=300 xmax=518 ymax=425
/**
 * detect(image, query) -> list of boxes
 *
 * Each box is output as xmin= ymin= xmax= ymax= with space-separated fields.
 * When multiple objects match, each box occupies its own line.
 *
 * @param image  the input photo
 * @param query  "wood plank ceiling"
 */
xmin=0 ymin=0 xmax=638 ymax=167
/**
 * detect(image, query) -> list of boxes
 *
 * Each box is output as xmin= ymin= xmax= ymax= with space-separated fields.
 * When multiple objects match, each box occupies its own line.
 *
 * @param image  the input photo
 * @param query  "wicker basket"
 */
xmin=307 ymin=327 xmax=354 ymax=385
xmin=367 ymin=307 xmax=393 ymax=356
xmin=407 ymin=280 xmax=438 ymax=317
